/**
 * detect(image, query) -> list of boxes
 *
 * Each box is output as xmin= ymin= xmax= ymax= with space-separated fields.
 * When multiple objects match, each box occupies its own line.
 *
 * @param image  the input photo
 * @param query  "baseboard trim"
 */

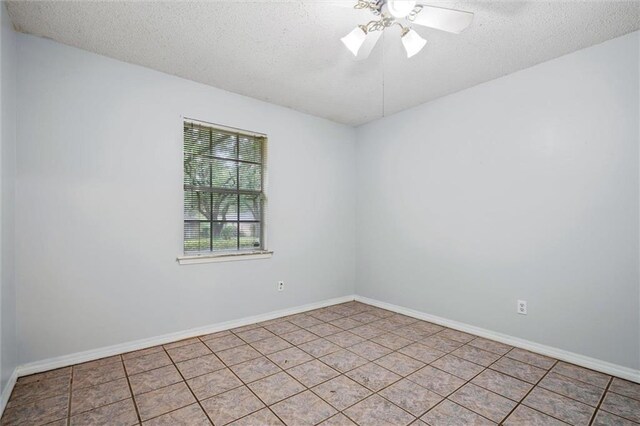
xmin=16 ymin=294 xmax=356 ymax=378
xmin=355 ymin=295 xmax=640 ymax=384
xmin=0 ymin=368 xmax=18 ymax=417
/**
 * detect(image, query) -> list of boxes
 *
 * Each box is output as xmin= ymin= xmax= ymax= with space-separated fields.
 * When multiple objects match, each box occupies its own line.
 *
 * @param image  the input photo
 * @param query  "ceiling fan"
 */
xmin=341 ymin=0 xmax=473 ymax=59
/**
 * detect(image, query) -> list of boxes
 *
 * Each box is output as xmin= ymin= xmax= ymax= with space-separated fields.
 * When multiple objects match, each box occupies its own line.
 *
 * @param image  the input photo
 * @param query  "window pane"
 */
xmin=212 ymin=222 xmax=238 ymax=251
xmin=184 ymin=126 xmax=210 ymax=157
xmin=238 ymin=136 xmax=263 ymax=163
xmin=212 ymin=192 xmax=238 ymax=221
xmin=184 ymin=221 xmax=211 ymax=253
xmin=212 ymin=131 xmax=237 ymax=160
xmin=239 ymin=194 xmax=261 ymax=221
xmin=184 ymin=191 xmax=210 ymax=220
xmin=184 ymin=155 xmax=211 ymax=187
xmin=239 ymin=223 xmax=261 ymax=250
xmin=211 ymin=158 xmax=238 ymax=189
xmin=239 ymin=162 xmax=261 ymax=191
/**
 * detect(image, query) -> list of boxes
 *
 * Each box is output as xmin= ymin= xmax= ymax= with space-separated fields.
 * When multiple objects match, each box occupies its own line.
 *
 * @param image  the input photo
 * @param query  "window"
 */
xmin=183 ymin=120 xmax=266 ymax=257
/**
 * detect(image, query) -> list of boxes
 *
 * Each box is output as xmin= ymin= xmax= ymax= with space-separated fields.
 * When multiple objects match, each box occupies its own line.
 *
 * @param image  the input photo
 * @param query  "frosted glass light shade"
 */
xmin=387 ymin=0 xmax=417 ymax=18
xmin=341 ymin=26 xmax=367 ymax=56
xmin=401 ymin=29 xmax=427 ymax=58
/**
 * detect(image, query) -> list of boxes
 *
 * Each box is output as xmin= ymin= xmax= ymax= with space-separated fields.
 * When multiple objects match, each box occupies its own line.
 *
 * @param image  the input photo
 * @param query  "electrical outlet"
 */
xmin=517 ymin=300 xmax=527 ymax=315
xmin=277 ymin=281 xmax=284 ymax=292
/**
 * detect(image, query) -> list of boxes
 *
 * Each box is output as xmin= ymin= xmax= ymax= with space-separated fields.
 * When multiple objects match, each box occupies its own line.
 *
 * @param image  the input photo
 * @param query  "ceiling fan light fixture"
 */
xmin=401 ymin=28 xmax=426 ymax=58
xmin=341 ymin=25 xmax=368 ymax=56
xmin=387 ymin=0 xmax=417 ymax=18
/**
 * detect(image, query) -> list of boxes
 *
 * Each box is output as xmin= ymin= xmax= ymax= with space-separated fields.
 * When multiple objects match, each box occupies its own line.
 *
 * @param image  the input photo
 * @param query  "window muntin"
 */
xmin=183 ymin=121 xmax=265 ymax=255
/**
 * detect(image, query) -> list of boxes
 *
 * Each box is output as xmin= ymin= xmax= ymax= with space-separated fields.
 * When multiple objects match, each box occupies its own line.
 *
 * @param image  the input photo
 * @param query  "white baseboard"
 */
xmin=0 ymin=368 xmax=18 ymax=417
xmin=12 ymin=293 xmax=640 ymax=388
xmin=356 ymin=295 xmax=640 ymax=384
xmin=16 ymin=294 xmax=356 ymax=378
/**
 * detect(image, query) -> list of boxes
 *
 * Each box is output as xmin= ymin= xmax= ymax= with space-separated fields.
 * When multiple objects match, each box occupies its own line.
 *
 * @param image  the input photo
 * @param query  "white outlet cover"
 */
xmin=517 ymin=300 xmax=527 ymax=315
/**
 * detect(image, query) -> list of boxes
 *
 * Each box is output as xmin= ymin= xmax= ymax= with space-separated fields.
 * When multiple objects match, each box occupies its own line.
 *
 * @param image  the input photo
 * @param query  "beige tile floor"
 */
xmin=2 ymin=301 xmax=639 ymax=425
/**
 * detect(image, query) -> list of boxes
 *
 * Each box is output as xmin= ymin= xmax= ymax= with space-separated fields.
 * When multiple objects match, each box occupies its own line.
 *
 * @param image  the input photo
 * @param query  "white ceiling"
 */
xmin=6 ymin=1 xmax=640 ymax=126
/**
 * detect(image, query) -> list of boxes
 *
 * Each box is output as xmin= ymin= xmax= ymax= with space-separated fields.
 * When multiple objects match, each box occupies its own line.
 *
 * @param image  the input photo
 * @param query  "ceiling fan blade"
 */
xmin=410 ymin=5 xmax=473 ymax=34
xmin=355 ymin=30 xmax=382 ymax=60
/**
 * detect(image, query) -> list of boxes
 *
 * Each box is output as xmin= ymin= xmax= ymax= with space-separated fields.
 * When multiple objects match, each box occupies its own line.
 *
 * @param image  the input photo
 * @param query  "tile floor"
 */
xmin=2 ymin=301 xmax=639 ymax=425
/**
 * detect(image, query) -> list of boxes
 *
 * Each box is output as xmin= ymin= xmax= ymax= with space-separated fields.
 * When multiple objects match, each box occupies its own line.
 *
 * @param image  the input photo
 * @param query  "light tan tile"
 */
xmin=325 ymin=331 xmax=366 ymax=348
xmin=135 ymin=381 xmax=196 ymax=421
xmin=407 ymin=365 xmax=466 ymax=397
xmin=129 ymin=365 xmax=183 ymax=395
xmin=299 ymin=338 xmax=342 ymax=358
xmin=312 ymin=375 xmax=371 ymax=411
xmin=73 ymin=361 xmax=126 ymax=389
xmin=538 ymin=372 xmax=605 ymax=406
xmin=228 ymin=408 xmax=284 ymax=425
xmin=451 ymin=345 xmax=501 ymax=367
xmin=506 ymin=348 xmax=556 ymax=370
xmin=347 ymin=341 xmax=392 ymax=361
xmin=593 ymin=409 xmax=638 ymax=426
xmin=187 ymin=368 xmax=243 ymax=400
xmin=143 ymin=403 xmax=210 ymax=425
xmin=235 ymin=327 xmax=276 ymax=344
xmin=319 ymin=413 xmax=357 ymax=426
xmin=523 ymin=387 xmax=595 ymax=425
xmin=15 ymin=367 xmax=71 ymax=386
xmin=71 ymin=377 xmax=131 ymax=415
xmin=449 ymin=383 xmax=516 ymax=423
xmin=164 ymin=337 xmax=201 ymax=350
xmin=378 ymin=378 xmax=442 ymax=417
xmin=201 ymin=386 xmax=264 ymax=425
xmin=471 ymin=369 xmax=533 ymax=402
xmin=267 ymin=347 xmax=314 ymax=370
xmin=69 ymin=398 xmax=138 ymax=426
xmin=122 ymin=346 xmax=163 ymax=361
xmin=1 ymin=394 xmax=69 ymax=426
xmin=468 ymin=338 xmax=513 ymax=355
xmin=307 ymin=323 xmax=343 ymax=337
xmin=398 ymin=343 xmax=445 ymax=364
xmin=503 ymin=405 xmax=566 ymax=425
xmin=551 ymin=362 xmax=611 ymax=388
xmin=249 ymin=336 xmax=292 ymax=355
xmin=204 ymin=334 xmax=245 ymax=352
xmin=166 ymin=342 xmax=211 ymax=363
xmin=216 ymin=345 xmax=262 ymax=366
xmin=320 ymin=349 xmax=368 ymax=373
xmin=436 ymin=329 xmax=476 ymax=344
xmin=600 ymin=392 xmax=640 ymax=423
xmin=287 ymin=360 xmax=339 ymax=387
xmin=490 ymin=357 xmax=546 ymax=384
xmin=176 ymin=354 xmax=225 ymax=379
xmin=370 ymin=332 xmax=413 ymax=350
xmin=420 ymin=400 xmax=495 ymax=426
xmin=610 ymin=378 xmax=640 ymax=401
xmin=230 ymin=357 xmax=281 ymax=383
xmin=345 ymin=362 xmax=401 ymax=392
xmin=248 ymin=371 xmax=305 ymax=405
xmin=431 ymin=354 xmax=484 ymax=380
xmin=271 ymin=390 xmax=337 ymax=425
xmin=8 ymin=375 xmax=70 ymax=408
xmin=343 ymin=394 xmax=415 ymax=426
xmin=374 ymin=352 xmax=425 ymax=376
xmin=123 ymin=351 xmax=172 ymax=375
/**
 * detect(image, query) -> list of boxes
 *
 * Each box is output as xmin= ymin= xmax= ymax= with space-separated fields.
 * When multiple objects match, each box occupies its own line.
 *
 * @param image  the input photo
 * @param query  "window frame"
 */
xmin=177 ymin=118 xmax=272 ymax=265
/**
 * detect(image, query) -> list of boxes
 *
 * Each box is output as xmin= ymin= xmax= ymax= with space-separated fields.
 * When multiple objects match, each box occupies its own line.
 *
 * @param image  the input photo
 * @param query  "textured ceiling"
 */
xmin=6 ymin=1 xmax=640 ymax=126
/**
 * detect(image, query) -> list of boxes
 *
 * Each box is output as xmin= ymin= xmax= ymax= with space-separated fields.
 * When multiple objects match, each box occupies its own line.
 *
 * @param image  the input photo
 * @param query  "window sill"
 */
xmin=177 ymin=250 xmax=273 ymax=265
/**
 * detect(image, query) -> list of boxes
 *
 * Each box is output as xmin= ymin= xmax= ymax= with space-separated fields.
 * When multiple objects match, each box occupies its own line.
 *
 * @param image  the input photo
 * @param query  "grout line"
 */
xmin=588 ymin=376 xmax=612 ymax=426
xmin=121 ymin=357 xmax=143 ymax=425
xmin=160 ymin=345 xmax=215 ymax=425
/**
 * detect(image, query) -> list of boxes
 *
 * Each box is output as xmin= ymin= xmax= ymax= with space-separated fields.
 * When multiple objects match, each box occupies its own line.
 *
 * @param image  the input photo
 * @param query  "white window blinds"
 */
xmin=183 ymin=120 xmax=266 ymax=254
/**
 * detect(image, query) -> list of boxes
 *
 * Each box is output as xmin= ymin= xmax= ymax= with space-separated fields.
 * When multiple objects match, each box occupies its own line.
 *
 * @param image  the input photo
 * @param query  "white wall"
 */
xmin=1 ymin=2 xmax=18 ymax=392
xmin=15 ymin=34 xmax=356 ymax=364
xmin=356 ymin=32 xmax=640 ymax=370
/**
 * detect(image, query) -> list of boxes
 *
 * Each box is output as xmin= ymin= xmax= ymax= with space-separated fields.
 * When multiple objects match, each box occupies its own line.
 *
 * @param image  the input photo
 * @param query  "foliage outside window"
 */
xmin=183 ymin=120 xmax=266 ymax=254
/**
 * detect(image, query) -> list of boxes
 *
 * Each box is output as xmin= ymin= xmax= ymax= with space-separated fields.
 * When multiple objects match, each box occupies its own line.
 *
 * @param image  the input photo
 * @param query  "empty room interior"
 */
xmin=0 ymin=0 xmax=639 ymax=425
